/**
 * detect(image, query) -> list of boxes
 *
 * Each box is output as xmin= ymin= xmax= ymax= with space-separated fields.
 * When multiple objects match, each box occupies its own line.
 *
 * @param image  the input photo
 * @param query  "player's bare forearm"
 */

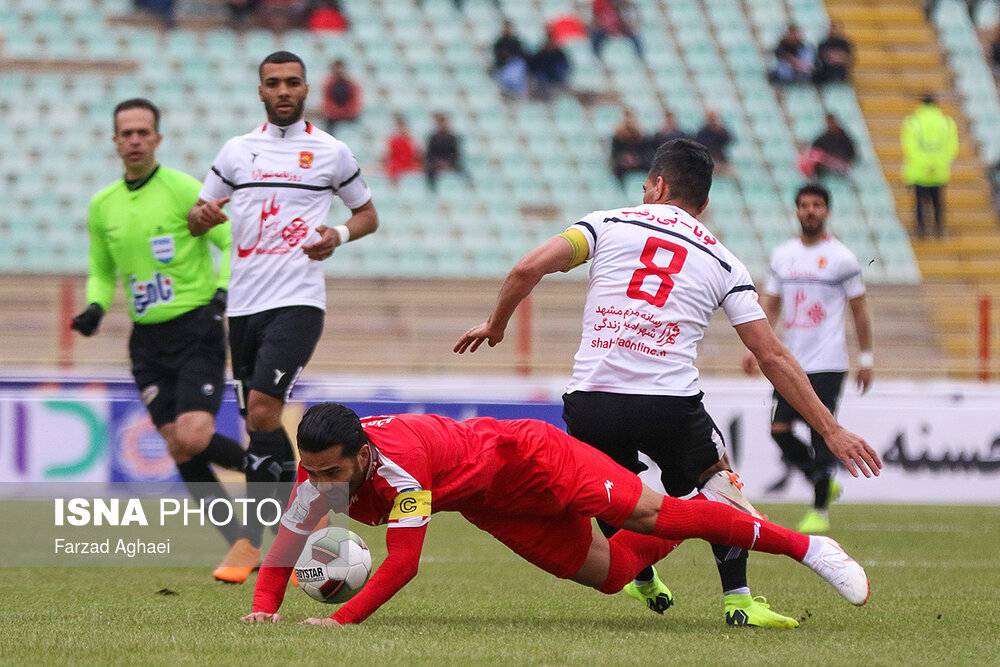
xmin=331 ymin=525 xmax=426 ymax=624
xmin=849 ymin=295 xmax=873 ymax=354
xmin=455 ymin=236 xmax=574 ymax=354
xmin=344 ymin=199 xmax=379 ymax=241
xmin=302 ymin=201 xmax=378 ymax=261
xmin=187 ymin=197 xmax=230 ymax=237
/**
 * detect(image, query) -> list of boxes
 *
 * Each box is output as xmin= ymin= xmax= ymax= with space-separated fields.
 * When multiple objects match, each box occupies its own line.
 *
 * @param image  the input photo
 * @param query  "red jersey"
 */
xmin=253 ymin=414 xmax=642 ymax=624
xmin=280 ymin=414 xmax=524 ymax=535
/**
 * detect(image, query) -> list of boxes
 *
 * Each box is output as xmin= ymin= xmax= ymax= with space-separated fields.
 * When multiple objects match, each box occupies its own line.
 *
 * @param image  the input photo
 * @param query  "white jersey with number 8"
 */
xmin=564 ymin=204 xmax=765 ymax=396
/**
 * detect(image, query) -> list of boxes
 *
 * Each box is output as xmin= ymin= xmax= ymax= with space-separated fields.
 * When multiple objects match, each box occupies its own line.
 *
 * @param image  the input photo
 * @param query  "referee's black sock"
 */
xmin=598 ymin=518 xmax=656 ymax=583
xmin=712 ymin=543 xmax=749 ymax=593
xmin=203 ymin=432 xmax=248 ymax=472
xmin=771 ymin=431 xmax=815 ymax=479
xmin=176 ymin=453 xmax=242 ymax=545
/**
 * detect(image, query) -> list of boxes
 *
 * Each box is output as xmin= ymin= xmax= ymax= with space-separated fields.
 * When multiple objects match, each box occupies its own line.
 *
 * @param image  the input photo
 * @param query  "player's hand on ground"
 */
xmin=856 ymin=368 xmax=873 ymax=394
xmin=826 ymin=426 xmax=882 ymax=478
xmin=240 ymin=611 xmax=281 ymax=623
xmin=70 ymin=303 xmax=105 ymax=337
xmin=190 ymin=197 xmax=230 ymax=233
xmin=299 ymin=617 xmax=343 ymax=627
xmin=740 ymin=352 xmax=759 ymax=375
xmin=454 ymin=322 xmax=504 ymax=353
xmin=302 ymin=225 xmax=337 ymax=261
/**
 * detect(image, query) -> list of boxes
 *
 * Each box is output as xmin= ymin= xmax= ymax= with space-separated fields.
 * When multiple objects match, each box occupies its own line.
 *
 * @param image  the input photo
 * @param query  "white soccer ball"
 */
xmin=295 ymin=527 xmax=372 ymax=604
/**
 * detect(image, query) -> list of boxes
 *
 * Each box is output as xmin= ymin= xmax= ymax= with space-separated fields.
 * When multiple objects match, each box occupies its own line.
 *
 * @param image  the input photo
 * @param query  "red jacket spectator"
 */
xmin=321 ymin=60 xmax=362 ymax=133
xmin=384 ymin=115 xmax=422 ymax=184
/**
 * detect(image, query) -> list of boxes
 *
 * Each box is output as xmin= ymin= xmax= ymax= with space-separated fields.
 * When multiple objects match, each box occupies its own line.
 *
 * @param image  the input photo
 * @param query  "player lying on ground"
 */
xmin=242 ymin=403 xmax=878 ymax=626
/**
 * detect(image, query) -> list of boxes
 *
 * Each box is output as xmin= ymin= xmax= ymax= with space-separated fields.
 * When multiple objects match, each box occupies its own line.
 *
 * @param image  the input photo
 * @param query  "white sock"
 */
xmin=724 ymin=587 xmax=751 ymax=597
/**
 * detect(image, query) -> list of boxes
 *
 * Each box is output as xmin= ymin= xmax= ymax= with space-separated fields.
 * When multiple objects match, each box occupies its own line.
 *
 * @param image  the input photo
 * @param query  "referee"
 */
xmin=72 ymin=98 xmax=249 ymax=573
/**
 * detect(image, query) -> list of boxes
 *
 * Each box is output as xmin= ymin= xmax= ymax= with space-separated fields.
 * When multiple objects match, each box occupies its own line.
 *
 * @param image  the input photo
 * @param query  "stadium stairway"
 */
xmin=825 ymin=0 xmax=1000 ymax=378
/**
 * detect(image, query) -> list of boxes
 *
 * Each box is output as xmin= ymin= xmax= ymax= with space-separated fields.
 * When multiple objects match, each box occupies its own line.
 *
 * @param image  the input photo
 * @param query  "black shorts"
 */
xmin=129 ymin=305 xmax=227 ymax=428
xmin=562 ymin=390 xmax=726 ymax=498
xmin=772 ymin=371 xmax=846 ymax=425
xmin=228 ymin=306 xmax=324 ymax=410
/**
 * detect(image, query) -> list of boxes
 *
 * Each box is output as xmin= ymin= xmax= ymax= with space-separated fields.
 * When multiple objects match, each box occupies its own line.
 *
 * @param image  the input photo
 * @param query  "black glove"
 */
xmin=71 ymin=303 xmax=105 ymax=337
xmin=209 ymin=288 xmax=227 ymax=317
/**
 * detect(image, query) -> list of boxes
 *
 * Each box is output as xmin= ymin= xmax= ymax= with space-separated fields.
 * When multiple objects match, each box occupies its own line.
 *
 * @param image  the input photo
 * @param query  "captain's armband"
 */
xmin=389 ymin=490 xmax=432 ymax=521
xmin=557 ymin=229 xmax=590 ymax=271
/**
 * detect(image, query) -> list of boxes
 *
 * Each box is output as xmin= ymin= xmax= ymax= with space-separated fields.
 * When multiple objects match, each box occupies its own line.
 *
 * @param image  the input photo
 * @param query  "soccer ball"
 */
xmin=295 ymin=527 xmax=372 ymax=604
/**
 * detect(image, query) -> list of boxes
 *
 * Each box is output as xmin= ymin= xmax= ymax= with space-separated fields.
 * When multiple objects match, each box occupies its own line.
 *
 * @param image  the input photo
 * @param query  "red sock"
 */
xmin=652 ymin=495 xmax=809 ymax=561
xmin=597 ymin=531 xmax=682 ymax=594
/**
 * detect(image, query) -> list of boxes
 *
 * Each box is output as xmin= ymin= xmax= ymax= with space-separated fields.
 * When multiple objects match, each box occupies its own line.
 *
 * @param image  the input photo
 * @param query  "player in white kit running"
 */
xmin=743 ymin=183 xmax=873 ymax=534
xmin=187 ymin=51 xmax=379 ymax=583
xmin=456 ymin=139 xmax=880 ymax=628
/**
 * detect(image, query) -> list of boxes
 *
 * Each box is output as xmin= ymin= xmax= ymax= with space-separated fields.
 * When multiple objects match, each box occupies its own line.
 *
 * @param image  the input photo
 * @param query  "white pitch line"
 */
xmin=864 ymin=560 xmax=999 ymax=569
xmin=848 ymin=524 xmax=973 ymax=533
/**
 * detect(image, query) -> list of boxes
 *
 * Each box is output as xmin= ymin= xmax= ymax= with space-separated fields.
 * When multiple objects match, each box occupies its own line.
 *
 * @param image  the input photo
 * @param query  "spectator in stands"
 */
xmin=610 ymin=108 xmax=646 ymax=187
xmin=529 ymin=29 xmax=571 ymax=100
xmin=257 ymin=0 xmax=310 ymax=31
xmin=384 ymin=114 xmax=423 ymax=185
xmin=589 ymin=0 xmax=644 ymax=60
xmin=798 ymin=114 xmax=857 ymax=179
xmin=425 ymin=112 xmax=471 ymax=190
xmin=307 ymin=0 xmax=349 ymax=32
xmin=695 ymin=110 xmax=732 ymax=174
xmin=133 ymin=0 xmax=176 ymax=29
xmin=417 ymin=0 xmax=500 ymax=10
xmin=321 ymin=60 xmax=362 ymax=134
xmin=644 ymin=110 xmax=688 ymax=170
xmin=815 ymin=21 xmax=854 ymax=83
xmin=990 ymin=26 xmax=1000 ymax=75
xmin=770 ymin=24 xmax=816 ymax=84
xmin=225 ymin=0 xmax=259 ymax=29
xmin=901 ymin=93 xmax=959 ymax=238
xmin=492 ymin=20 xmax=529 ymax=99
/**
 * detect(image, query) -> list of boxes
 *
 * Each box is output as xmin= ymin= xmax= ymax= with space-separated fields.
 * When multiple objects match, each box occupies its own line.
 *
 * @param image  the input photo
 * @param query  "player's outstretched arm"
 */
xmin=735 ymin=318 xmax=882 ymax=478
xmin=187 ymin=197 xmax=230 ymax=237
xmin=741 ymin=294 xmax=781 ymax=375
xmin=308 ymin=524 xmax=428 ymax=626
xmin=455 ymin=236 xmax=575 ymax=354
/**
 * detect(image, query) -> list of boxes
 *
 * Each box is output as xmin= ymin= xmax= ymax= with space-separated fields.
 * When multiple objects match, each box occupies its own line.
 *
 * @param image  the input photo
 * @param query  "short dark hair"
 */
xmin=297 ymin=403 xmax=367 ymax=455
xmin=259 ymin=50 xmax=307 ymax=80
xmin=113 ymin=98 xmax=160 ymax=132
xmin=795 ymin=182 xmax=831 ymax=208
xmin=648 ymin=138 xmax=714 ymax=209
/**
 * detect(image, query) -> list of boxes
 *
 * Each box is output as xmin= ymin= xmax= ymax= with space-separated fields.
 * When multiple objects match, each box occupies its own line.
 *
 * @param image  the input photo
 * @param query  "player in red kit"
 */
xmin=242 ymin=403 xmax=872 ymax=626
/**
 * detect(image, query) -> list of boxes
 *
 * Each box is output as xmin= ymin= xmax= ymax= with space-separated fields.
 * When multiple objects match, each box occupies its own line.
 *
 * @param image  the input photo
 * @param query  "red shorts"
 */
xmin=461 ymin=419 xmax=643 ymax=579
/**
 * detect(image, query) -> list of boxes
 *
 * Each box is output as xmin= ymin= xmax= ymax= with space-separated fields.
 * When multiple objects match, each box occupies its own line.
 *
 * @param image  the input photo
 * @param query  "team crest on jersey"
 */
xmin=818 ymin=256 xmax=828 ymax=269
xmin=149 ymin=235 xmax=175 ymax=263
xmin=299 ymin=151 xmax=314 ymax=169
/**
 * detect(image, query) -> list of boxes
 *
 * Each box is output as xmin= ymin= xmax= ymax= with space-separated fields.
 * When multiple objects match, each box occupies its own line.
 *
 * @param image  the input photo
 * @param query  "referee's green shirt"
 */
xmin=85 ymin=165 xmax=231 ymax=324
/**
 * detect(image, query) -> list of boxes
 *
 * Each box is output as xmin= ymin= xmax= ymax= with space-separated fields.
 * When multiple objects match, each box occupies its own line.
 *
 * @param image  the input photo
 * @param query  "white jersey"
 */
xmin=199 ymin=119 xmax=372 ymax=316
xmin=764 ymin=235 xmax=865 ymax=373
xmin=565 ymin=204 xmax=765 ymax=396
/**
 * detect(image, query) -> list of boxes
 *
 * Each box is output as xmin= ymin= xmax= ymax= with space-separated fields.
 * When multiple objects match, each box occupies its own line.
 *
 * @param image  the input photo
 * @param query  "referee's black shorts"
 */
xmin=129 ymin=304 xmax=227 ymax=428
xmin=772 ymin=371 xmax=846 ymax=425
xmin=562 ymin=390 xmax=726 ymax=498
xmin=228 ymin=305 xmax=324 ymax=412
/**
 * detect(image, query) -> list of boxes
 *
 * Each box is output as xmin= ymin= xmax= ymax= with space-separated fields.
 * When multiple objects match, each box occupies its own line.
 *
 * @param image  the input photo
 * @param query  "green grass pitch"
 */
xmin=2 ymin=504 xmax=998 ymax=665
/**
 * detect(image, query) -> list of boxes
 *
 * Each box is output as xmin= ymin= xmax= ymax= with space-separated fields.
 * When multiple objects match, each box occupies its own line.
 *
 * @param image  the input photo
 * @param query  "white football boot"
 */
xmin=802 ymin=535 xmax=871 ymax=605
